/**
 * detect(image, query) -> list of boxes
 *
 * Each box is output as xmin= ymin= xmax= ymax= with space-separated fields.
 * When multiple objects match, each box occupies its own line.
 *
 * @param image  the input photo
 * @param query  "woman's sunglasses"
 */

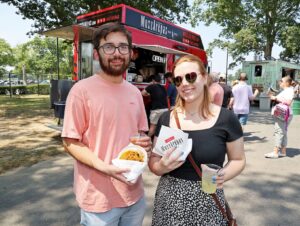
xmin=174 ymin=72 xmax=198 ymax=87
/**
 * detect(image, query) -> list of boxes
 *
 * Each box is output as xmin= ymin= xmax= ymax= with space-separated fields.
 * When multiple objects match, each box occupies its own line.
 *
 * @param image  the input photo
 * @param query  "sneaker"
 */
xmin=278 ymin=152 xmax=286 ymax=157
xmin=264 ymin=152 xmax=279 ymax=159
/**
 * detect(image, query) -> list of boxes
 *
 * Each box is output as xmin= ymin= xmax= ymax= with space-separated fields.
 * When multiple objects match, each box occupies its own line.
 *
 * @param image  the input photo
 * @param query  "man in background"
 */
xmin=219 ymin=74 xmax=233 ymax=109
xmin=164 ymin=72 xmax=177 ymax=110
xmin=208 ymin=72 xmax=224 ymax=106
xmin=231 ymin=72 xmax=259 ymax=130
xmin=142 ymin=74 xmax=168 ymax=137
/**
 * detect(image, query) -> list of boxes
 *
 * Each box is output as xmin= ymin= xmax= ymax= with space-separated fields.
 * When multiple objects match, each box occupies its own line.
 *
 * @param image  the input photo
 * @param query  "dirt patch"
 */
xmin=0 ymin=95 xmax=65 ymax=174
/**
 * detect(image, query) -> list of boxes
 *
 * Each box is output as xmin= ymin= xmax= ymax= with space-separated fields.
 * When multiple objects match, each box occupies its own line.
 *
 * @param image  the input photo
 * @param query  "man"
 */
xmin=218 ymin=74 xmax=233 ymax=109
xmin=230 ymin=72 xmax=259 ymax=130
xmin=164 ymin=72 xmax=177 ymax=110
xmin=141 ymin=74 xmax=168 ymax=137
xmin=208 ymin=72 xmax=224 ymax=106
xmin=62 ymin=23 xmax=152 ymax=226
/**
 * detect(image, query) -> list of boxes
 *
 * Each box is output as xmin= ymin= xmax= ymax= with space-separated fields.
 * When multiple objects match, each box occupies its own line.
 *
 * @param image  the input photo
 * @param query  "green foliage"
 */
xmin=1 ymin=0 xmax=190 ymax=35
xmin=279 ymin=26 xmax=300 ymax=63
xmin=192 ymin=0 xmax=300 ymax=63
xmin=26 ymin=84 xmax=50 ymax=95
xmin=0 ymin=38 xmax=14 ymax=76
xmin=13 ymin=36 xmax=73 ymax=80
xmin=0 ymin=84 xmax=50 ymax=95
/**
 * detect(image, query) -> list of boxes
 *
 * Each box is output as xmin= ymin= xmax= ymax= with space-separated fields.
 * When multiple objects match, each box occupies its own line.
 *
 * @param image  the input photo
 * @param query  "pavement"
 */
xmin=0 ymin=107 xmax=299 ymax=226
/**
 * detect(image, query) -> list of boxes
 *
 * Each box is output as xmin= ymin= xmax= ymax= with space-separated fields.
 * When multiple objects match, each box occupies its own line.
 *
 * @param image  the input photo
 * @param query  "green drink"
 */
xmin=201 ymin=164 xmax=221 ymax=194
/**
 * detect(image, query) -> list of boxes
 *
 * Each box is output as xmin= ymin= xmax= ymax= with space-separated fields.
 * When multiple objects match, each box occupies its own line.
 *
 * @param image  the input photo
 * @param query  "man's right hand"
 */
xmin=104 ymin=165 xmax=132 ymax=185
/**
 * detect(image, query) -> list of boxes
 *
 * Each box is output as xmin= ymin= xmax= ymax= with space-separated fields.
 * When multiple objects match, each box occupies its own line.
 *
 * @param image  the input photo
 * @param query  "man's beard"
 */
xmin=99 ymin=56 xmax=130 ymax=77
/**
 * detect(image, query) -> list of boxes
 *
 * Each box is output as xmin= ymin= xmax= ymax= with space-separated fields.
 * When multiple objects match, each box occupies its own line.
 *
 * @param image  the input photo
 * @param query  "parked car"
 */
xmin=40 ymin=80 xmax=50 ymax=85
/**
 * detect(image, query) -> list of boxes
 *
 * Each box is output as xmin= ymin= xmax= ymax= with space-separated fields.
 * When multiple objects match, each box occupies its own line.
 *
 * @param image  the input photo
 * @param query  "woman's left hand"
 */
xmin=215 ymin=169 xmax=225 ymax=189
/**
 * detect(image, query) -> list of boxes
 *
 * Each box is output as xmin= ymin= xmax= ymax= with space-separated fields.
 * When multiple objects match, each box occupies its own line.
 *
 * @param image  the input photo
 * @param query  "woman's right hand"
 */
xmin=158 ymin=147 xmax=185 ymax=174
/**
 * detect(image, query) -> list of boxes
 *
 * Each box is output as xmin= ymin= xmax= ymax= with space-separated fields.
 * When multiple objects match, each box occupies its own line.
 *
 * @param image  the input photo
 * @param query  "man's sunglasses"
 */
xmin=174 ymin=72 xmax=198 ymax=87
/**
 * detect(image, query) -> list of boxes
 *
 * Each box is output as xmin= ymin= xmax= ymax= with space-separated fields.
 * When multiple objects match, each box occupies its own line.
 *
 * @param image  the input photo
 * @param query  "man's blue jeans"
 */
xmin=235 ymin=114 xmax=249 ymax=125
xmin=80 ymin=196 xmax=146 ymax=226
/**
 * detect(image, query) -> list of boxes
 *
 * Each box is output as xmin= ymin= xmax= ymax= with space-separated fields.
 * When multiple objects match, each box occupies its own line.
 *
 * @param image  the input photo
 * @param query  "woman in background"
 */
xmin=265 ymin=76 xmax=294 ymax=158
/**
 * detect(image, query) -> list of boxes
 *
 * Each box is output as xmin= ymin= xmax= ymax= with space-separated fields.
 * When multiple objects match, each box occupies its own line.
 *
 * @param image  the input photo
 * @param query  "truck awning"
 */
xmin=133 ymin=44 xmax=189 ymax=55
xmin=42 ymin=26 xmax=191 ymax=55
xmin=41 ymin=25 xmax=96 ymax=42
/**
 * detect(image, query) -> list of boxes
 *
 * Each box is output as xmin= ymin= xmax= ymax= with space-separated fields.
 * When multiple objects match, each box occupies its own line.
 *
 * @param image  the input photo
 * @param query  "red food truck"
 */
xmin=43 ymin=4 xmax=207 ymax=120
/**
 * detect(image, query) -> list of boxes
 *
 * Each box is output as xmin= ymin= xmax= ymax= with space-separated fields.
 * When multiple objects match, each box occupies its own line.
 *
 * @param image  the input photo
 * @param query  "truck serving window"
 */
xmin=254 ymin=65 xmax=262 ymax=77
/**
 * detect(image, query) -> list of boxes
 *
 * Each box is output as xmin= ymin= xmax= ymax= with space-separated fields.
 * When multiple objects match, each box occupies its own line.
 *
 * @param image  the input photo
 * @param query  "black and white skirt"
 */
xmin=151 ymin=175 xmax=228 ymax=226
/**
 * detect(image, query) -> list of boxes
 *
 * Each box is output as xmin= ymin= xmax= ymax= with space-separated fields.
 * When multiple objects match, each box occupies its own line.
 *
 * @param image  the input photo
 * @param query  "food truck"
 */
xmin=43 ymin=4 xmax=207 ymax=120
xmin=242 ymin=60 xmax=300 ymax=91
xmin=241 ymin=60 xmax=300 ymax=108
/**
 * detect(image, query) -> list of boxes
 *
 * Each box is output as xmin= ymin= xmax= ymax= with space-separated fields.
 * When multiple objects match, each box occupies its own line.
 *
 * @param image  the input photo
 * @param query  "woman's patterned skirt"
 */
xmin=151 ymin=175 xmax=228 ymax=226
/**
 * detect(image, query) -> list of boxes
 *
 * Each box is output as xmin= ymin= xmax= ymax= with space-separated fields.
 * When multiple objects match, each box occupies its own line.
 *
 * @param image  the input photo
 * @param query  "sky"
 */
xmin=0 ymin=3 xmax=282 ymax=76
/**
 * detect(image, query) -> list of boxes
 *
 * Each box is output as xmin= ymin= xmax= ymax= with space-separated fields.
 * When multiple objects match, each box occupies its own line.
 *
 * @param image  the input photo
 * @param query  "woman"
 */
xmin=265 ymin=76 xmax=294 ymax=158
xmin=148 ymin=55 xmax=246 ymax=225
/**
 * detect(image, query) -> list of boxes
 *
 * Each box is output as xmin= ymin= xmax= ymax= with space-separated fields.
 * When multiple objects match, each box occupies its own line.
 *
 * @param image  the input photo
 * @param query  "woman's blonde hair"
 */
xmin=172 ymin=55 xmax=212 ymax=119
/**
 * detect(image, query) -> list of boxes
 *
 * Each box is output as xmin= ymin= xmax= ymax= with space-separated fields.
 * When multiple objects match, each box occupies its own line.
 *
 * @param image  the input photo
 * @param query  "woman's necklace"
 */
xmin=185 ymin=110 xmax=198 ymax=116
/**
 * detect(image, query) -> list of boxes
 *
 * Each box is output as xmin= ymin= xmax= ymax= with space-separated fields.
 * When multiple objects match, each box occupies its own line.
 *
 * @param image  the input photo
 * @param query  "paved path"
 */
xmin=0 ymin=107 xmax=299 ymax=226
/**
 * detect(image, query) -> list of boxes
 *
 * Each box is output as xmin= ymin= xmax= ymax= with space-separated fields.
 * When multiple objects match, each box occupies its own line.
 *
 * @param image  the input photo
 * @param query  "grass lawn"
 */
xmin=0 ymin=94 xmax=65 ymax=174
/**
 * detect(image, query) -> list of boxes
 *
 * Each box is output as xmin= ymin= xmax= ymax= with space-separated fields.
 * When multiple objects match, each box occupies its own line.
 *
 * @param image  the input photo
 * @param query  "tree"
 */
xmin=1 ymin=0 xmax=190 ymax=35
xmin=0 ymin=38 xmax=14 ymax=78
xmin=13 ymin=37 xmax=73 ymax=80
xmin=191 ymin=0 xmax=300 ymax=64
xmin=279 ymin=26 xmax=300 ymax=63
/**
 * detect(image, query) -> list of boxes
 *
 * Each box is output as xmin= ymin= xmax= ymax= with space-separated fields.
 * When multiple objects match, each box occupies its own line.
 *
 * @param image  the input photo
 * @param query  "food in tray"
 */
xmin=119 ymin=149 xmax=145 ymax=162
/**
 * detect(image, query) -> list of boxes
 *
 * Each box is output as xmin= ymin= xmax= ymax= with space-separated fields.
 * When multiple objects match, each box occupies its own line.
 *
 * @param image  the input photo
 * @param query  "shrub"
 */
xmin=0 ymin=84 xmax=50 ymax=95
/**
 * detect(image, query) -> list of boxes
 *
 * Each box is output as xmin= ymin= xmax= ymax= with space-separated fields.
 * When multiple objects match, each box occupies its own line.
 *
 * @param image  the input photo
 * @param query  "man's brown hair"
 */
xmin=93 ymin=23 xmax=132 ymax=51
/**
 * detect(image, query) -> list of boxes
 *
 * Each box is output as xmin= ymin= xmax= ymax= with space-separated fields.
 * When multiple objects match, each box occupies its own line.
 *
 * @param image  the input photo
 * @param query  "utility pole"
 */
xmin=9 ymin=71 xmax=12 ymax=98
xmin=56 ymin=38 xmax=60 ymax=80
xmin=22 ymin=64 xmax=27 ymax=85
xmin=225 ymin=48 xmax=229 ymax=83
xmin=208 ymin=60 xmax=212 ymax=74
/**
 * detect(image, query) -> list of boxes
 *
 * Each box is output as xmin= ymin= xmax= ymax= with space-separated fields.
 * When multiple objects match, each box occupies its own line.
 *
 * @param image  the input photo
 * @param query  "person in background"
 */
xmin=142 ymin=74 xmax=169 ymax=138
xmin=164 ymin=72 xmax=177 ymax=110
xmin=208 ymin=72 xmax=224 ymax=106
xmin=292 ymin=80 xmax=299 ymax=98
xmin=265 ymin=76 xmax=294 ymax=158
xmin=219 ymin=74 xmax=233 ymax=109
xmin=231 ymin=80 xmax=239 ymax=87
xmin=231 ymin=72 xmax=259 ymax=130
xmin=62 ymin=23 xmax=152 ymax=226
xmin=149 ymin=55 xmax=245 ymax=225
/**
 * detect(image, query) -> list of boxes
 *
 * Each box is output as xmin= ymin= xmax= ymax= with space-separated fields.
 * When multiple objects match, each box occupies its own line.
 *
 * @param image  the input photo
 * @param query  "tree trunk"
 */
xmin=264 ymin=41 xmax=273 ymax=60
xmin=22 ymin=64 xmax=27 ymax=85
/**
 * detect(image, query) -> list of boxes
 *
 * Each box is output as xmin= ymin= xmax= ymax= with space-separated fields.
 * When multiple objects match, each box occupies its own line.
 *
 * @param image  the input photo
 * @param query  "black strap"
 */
xmin=173 ymin=110 xmax=229 ymax=222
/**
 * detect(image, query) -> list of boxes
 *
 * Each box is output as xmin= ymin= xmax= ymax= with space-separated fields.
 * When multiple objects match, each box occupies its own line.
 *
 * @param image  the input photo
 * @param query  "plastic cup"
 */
xmin=129 ymin=133 xmax=146 ymax=145
xmin=201 ymin=164 xmax=221 ymax=194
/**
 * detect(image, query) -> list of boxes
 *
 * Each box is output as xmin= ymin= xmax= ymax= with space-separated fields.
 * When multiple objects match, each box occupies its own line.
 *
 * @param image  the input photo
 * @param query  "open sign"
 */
xmin=152 ymin=55 xmax=166 ymax=63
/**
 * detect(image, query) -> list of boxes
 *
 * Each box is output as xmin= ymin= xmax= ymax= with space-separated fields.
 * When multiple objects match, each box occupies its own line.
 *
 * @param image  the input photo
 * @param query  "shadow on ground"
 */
xmin=226 ymin=170 xmax=300 ymax=226
xmin=0 ymin=158 xmax=80 ymax=226
xmin=243 ymin=131 xmax=267 ymax=143
xmin=248 ymin=107 xmax=274 ymax=125
xmin=286 ymin=148 xmax=300 ymax=158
